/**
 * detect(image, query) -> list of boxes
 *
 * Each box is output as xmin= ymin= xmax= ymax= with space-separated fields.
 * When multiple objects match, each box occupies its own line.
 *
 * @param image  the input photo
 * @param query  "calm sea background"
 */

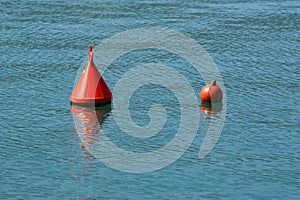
xmin=1 ymin=0 xmax=299 ymax=199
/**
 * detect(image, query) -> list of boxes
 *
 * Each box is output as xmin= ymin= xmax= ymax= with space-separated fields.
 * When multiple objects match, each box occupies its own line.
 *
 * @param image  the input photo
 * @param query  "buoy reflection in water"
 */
xmin=198 ymin=101 xmax=224 ymax=158
xmin=200 ymin=102 xmax=223 ymax=115
xmin=70 ymin=105 xmax=111 ymax=146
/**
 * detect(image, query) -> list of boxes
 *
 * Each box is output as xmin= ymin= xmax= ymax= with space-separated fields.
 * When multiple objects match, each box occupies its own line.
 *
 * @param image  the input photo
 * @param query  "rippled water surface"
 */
xmin=1 ymin=0 xmax=299 ymax=199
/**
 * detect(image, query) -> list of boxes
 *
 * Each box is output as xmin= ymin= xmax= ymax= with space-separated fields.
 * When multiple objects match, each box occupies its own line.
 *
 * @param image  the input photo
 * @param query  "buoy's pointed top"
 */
xmin=88 ymin=45 xmax=93 ymax=61
xmin=211 ymin=80 xmax=216 ymax=86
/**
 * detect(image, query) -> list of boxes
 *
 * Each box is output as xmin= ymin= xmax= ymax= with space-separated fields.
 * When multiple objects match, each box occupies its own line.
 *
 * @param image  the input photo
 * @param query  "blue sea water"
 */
xmin=1 ymin=0 xmax=299 ymax=199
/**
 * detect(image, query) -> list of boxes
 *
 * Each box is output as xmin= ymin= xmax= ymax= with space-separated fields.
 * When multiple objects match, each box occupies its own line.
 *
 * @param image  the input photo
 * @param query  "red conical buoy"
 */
xmin=200 ymin=80 xmax=223 ymax=102
xmin=70 ymin=45 xmax=112 ymax=106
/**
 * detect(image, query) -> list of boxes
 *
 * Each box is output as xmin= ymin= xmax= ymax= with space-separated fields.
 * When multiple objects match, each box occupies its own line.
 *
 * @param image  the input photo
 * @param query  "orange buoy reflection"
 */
xmin=70 ymin=105 xmax=111 ymax=145
xmin=200 ymin=102 xmax=223 ymax=115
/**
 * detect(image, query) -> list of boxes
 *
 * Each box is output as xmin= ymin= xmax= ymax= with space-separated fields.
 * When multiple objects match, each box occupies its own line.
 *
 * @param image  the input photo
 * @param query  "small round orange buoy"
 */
xmin=200 ymin=80 xmax=223 ymax=102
